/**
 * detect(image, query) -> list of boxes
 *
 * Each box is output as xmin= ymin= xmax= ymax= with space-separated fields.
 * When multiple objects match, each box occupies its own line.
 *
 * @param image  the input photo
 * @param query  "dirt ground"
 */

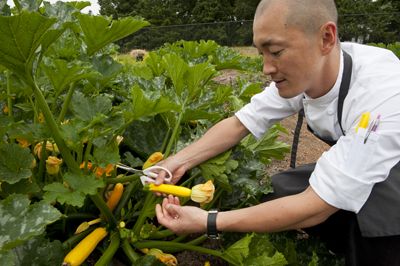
xmin=265 ymin=114 xmax=330 ymax=176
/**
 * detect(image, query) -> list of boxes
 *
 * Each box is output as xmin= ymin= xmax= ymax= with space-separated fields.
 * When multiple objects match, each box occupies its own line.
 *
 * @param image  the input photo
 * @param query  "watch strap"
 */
xmin=207 ymin=210 xmax=219 ymax=239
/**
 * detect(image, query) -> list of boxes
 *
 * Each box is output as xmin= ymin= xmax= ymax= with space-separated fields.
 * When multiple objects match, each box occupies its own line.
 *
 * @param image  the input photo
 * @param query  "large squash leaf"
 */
xmin=0 ymin=194 xmax=62 ymax=251
xmin=43 ymin=172 xmax=105 ymax=207
xmin=76 ymin=13 xmax=149 ymax=55
xmin=0 ymin=143 xmax=34 ymax=184
xmin=127 ymin=85 xmax=179 ymax=121
xmin=0 ymin=11 xmax=63 ymax=82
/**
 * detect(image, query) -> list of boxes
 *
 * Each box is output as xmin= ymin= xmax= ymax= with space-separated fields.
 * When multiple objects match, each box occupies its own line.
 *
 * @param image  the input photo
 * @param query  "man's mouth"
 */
xmin=273 ymin=79 xmax=285 ymax=84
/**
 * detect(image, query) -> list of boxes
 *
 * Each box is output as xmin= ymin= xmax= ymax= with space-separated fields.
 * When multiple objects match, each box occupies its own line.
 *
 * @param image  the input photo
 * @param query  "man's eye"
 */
xmin=271 ymin=49 xmax=283 ymax=56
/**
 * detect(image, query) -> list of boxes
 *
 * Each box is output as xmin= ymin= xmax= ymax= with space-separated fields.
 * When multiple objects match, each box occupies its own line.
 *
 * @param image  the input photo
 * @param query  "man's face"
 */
xmin=253 ymin=4 xmax=323 ymax=98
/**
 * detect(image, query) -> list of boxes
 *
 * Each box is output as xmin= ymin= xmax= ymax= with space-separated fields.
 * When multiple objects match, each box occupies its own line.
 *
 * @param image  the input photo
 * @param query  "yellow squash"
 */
xmin=63 ymin=227 xmax=108 ymax=266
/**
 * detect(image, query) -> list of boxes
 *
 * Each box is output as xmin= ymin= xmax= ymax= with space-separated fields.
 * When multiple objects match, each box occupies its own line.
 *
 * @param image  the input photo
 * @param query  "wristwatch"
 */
xmin=206 ymin=209 xmax=220 ymax=239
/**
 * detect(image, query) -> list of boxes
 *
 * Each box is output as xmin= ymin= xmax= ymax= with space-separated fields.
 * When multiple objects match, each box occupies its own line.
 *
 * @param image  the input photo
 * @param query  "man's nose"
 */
xmin=263 ymin=58 xmax=277 ymax=75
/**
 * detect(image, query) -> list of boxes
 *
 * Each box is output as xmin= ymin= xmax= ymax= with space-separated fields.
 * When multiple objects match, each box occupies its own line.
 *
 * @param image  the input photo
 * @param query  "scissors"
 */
xmin=116 ymin=163 xmax=172 ymax=185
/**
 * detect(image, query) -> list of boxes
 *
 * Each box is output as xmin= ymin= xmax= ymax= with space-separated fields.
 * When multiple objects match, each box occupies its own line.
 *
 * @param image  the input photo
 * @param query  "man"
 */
xmin=154 ymin=0 xmax=400 ymax=265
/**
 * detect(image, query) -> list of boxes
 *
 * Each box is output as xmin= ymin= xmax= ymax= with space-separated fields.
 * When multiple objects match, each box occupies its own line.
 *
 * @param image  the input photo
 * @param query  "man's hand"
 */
xmin=155 ymin=195 xmax=207 ymax=235
xmin=155 ymin=157 xmax=187 ymax=185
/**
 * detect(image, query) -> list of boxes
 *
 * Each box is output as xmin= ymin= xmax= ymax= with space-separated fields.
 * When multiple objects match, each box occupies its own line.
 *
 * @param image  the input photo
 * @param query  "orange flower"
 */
xmin=191 ymin=180 xmax=215 ymax=205
xmin=141 ymin=248 xmax=177 ymax=266
xmin=143 ymin=152 xmax=164 ymax=169
xmin=16 ymin=138 xmax=30 ymax=148
xmin=3 ymin=105 xmax=9 ymax=114
xmin=46 ymin=156 xmax=63 ymax=175
xmin=34 ymin=142 xmax=59 ymax=159
xmin=80 ymin=161 xmax=114 ymax=178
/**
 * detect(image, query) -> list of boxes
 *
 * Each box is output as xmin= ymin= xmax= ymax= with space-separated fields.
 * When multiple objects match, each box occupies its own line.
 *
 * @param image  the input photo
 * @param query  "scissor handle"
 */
xmin=142 ymin=165 xmax=172 ymax=184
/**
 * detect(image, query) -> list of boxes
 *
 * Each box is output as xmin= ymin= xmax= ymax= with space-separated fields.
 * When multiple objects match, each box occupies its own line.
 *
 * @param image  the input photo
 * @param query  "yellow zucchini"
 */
xmin=148 ymin=183 xmax=191 ymax=197
xmin=63 ymin=227 xmax=108 ymax=266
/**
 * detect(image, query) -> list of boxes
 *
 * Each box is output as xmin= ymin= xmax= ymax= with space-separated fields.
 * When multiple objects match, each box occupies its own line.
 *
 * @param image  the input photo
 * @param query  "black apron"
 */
xmin=265 ymin=51 xmax=400 ymax=265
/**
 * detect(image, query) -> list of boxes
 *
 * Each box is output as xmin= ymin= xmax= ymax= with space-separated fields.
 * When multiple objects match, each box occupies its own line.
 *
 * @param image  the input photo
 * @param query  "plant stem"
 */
xmin=106 ymin=174 xmax=139 ymax=184
xmin=90 ymin=193 xmax=117 ymax=228
xmin=58 ymin=83 xmax=75 ymax=123
xmin=30 ymin=79 xmax=79 ymax=173
xmin=6 ymin=71 xmax=13 ymax=118
xmin=122 ymin=239 xmax=140 ymax=263
xmin=132 ymin=192 xmax=155 ymax=236
xmin=149 ymin=229 xmax=175 ymax=240
xmin=62 ymin=228 xmax=94 ymax=250
xmin=133 ymin=240 xmax=232 ymax=263
xmin=114 ymin=179 xmax=140 ymax=220
xmin=95 ymin=232 xmax=120 ymax=266
xmin=164 ymin=109 xmax=184 ymax=157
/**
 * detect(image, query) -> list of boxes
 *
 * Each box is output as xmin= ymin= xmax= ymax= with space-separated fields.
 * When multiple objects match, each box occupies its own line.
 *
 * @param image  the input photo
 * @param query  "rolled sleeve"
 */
xmin=310 ymin=153 xmax=374 ymax=213
xmin=235 ymin=85 xmax=302 ymax=139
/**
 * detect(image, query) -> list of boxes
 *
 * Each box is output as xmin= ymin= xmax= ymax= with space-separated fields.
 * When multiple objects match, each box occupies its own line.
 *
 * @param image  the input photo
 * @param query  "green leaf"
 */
xmin=162 ymin=53 xmax=188 ymax=98
xmin=128 ymin=85 xmax=179 ymax=121
xmin=242 ymin=124 xmax=290 ymax=164
xmin=223 ymin=233 xmax=253 ymax=265
xmin=76 ymin=13 xmax=149 ymax=55
xmin=13 ymin=0 xmax=43 ymax=12
xmin=0 ymin=194 xmax=62 ymax=251
xmin=93 ymin=142 xmax=120 ymax=167
xmin=0 ymin=179 xmax=40 ymax=198
xmin=64 ymin=172 xmax=105 ymax=195
xmin=70 ymin=92 xmax=112 ymax=122
xmin=43 ymin=172 xmax=105 ymax=207
xmin=43 ymin=182 xmax=86 ymax=207
xmin=246 ymin=252 xmax=288 ymax=266
xmin=0 ymin=250 xmax=15 ymax=266
xmin=0 ymin=11 xmax=58 ymax=81
xmin=0 ymin=143 xmax=34 ymax=184
xmin=199 ymin=150 xmax=238 ymax=191
xmin=42 ymin=59 xmax=98 ymax=94
xmin=11 ymin=236 xmax=64 ymax=266
xmin=186 ymin=62 xmax=216 ymax=102
xmin=0 ymin=1 xmax=11 ymax=16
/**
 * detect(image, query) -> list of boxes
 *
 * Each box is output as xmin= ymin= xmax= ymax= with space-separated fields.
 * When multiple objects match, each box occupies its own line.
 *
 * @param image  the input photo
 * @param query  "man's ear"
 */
xmin=320 ymin=22 xmax=338 ymax=55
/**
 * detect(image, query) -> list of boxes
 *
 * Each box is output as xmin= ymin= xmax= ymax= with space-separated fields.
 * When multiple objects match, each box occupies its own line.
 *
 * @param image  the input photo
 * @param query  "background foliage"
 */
xmin=98 ymin=0 xmax=400 ymax=51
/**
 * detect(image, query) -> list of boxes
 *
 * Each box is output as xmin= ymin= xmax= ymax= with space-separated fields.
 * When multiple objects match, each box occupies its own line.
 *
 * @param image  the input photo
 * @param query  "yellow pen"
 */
xmin=356 ymin=112 xmax=370 ymax=132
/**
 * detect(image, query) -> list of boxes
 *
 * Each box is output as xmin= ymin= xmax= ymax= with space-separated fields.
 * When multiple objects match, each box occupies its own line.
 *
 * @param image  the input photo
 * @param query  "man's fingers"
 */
xmin=155 ymin=171 xmax=166 ymax=185
xmin=173 ymin=196 xmax=180 ymax=205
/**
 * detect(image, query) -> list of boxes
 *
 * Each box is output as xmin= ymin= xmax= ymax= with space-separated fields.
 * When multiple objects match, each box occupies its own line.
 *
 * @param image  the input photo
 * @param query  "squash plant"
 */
xmin=0 ymin=1 xmax=291 ymax=265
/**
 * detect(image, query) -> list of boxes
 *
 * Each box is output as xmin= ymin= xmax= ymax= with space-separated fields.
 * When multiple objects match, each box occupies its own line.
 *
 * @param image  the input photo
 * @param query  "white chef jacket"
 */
xmin=235 ymin=42 xmax=400 ymax=213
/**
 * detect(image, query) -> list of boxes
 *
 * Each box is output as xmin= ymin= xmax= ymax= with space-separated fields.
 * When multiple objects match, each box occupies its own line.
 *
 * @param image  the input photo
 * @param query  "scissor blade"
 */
xmin=116 ymin=163 xmax=142 ymax=174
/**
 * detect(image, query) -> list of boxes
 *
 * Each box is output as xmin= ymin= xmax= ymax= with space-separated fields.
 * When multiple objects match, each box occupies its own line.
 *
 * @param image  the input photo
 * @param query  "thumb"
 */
xmin=155 ymin=170 xmax=167 ymax=185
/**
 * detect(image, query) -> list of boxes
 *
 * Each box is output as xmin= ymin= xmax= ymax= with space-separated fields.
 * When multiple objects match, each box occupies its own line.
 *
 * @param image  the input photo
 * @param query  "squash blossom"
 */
xmin=80 ymin=162 xmax=114 ymax=177
xmin=2 ymin=105 xmax=8 ymax=114
xmin=38 ymin=112 xmax=45 ymax=123
xmin=116 ymin=135 xmax=124 ymax=145
xmin=147 ymin=180 xmax=215 ymax=204
xmin=34 ymin=141 xmax=59 ymax=159
xmin=16 ymin=138 xmax=30 ymax=148
xmin=141 ymin=248 xmax=177 ymax=266
xmin=46 ymin=156 xmax=63 ymax=175
xmin=143 ymin=151 xmax=164 ymax=169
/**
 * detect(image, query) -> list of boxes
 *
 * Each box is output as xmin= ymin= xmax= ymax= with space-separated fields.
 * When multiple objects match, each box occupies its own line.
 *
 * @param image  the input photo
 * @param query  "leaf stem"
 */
xmin=122 ymin=239 xmax=140 ymax=263
xmin=90 ymin=193 xmax=117 ymax=228
xmin=95 ymin=231 xmax=120 ymax=266
xmin=133 ymin=240 xmax=234 ymax=264
xmin=114 ymin=179 xmax=140 ymax=220
xmin=106 ymin=174 xmax=139 ymax=184
xmin=31 ymin=80 xmax=79 ymax=173
xmin=164 ymin=108 xmax=184 ymax=157
xmin=57 ymin=82 xmax=75 ymax=123
xmin=6 ymin=71 xmax=13 ymax=118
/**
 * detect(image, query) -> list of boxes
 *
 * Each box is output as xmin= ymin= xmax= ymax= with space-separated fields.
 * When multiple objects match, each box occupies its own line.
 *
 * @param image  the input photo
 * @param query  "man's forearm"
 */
xmin=173 ymin=116 xmax=249 ymax=170
xmin=217 ymin=187 xmax=338 ymax=233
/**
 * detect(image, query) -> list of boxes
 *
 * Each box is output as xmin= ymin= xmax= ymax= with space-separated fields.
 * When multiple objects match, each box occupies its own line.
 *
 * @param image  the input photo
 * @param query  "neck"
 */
xmin=306 ymin=47 xmax=341 ymax=99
